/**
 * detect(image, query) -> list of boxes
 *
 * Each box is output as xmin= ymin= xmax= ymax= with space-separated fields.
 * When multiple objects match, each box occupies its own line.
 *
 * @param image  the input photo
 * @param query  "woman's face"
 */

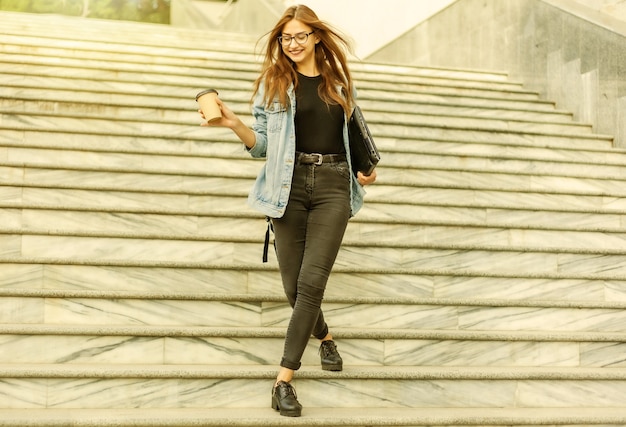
xmin=280 ymin=19 xmax=318 ymax=69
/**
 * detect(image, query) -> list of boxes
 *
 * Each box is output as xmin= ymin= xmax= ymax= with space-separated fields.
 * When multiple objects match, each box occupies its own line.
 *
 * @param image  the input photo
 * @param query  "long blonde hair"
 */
xmin=252 ymin=4 xmax=355 ymax=117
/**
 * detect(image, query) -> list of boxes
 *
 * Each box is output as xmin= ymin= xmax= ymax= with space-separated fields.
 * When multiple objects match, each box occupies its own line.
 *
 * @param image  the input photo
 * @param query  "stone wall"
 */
xmin=368 ymin=0 xmax=626 ymax=148
xmin=171 ymin=0 xmax=282 ymax=35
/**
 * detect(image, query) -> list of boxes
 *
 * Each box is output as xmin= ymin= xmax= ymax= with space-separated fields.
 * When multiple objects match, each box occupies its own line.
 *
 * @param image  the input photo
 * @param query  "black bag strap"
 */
xmin=262 ymin=216 xmax=275 ymax=263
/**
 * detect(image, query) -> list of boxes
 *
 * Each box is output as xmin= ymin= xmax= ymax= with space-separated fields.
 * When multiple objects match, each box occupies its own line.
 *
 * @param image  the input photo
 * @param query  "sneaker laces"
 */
xmin=319 ymin=340 xmax=337 ymax=357
xmin=275 ymin=381 xmax=298 ymax=399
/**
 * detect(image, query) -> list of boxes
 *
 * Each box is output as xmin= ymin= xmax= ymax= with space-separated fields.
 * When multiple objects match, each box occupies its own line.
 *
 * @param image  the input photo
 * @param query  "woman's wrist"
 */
xmin=231 ymin=119 xmax=256 ymax=149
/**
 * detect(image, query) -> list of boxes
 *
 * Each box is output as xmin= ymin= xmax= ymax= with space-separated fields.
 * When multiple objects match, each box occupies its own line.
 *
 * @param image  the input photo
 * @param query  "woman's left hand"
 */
xmin=357 ymin=169 xmax=377 ymax=186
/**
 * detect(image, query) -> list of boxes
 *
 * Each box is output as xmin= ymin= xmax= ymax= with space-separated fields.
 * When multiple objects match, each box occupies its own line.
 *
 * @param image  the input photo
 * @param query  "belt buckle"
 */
xmin=311 ymin=153 xmax=323 ymax=165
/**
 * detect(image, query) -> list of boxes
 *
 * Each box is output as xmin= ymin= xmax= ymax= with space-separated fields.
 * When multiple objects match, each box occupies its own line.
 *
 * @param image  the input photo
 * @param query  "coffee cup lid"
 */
xmin=196 ymin=88 xmax=218 ymax=101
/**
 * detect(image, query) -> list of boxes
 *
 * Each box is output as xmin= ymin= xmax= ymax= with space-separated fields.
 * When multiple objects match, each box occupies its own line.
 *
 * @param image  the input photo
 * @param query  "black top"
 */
xmin=294 ymin=72 xmax=345 ymax=155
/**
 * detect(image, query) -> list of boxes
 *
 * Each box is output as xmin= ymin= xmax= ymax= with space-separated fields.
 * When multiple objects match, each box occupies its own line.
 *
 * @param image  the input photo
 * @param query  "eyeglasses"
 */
xmin=278 ymin=31 xmax=315 ymax=46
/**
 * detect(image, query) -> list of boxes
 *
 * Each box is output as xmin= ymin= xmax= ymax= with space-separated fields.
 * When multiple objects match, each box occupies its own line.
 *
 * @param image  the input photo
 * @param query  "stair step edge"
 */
xmin=3 ymin=227 xmax=626 ymax=255
xmin=3 ymin=199 xmax=626 ymax=218
xmin=3 ymin=287 xmax=626 ymax=308
xmin=0 ymin=407 xmax=625 ymax=427
xmin=2 ymin=256 xmax=626 ymax=281
xmin=2 ymin=324 xmax=626 ymax=342
xmin=3 ymin=364 xmax=626 ymax=380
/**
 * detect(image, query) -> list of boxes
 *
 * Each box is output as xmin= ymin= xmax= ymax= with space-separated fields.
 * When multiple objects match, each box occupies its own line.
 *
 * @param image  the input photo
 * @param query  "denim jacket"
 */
xmin=246 ymin=82 xmax=366 ymax=218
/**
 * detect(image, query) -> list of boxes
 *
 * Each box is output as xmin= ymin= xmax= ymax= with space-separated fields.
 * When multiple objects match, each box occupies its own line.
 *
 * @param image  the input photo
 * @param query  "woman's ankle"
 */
xmin=320 ymin=333 xmax=333 ymax=342
xmin=275 ymin=367 xmax=294 ymax=386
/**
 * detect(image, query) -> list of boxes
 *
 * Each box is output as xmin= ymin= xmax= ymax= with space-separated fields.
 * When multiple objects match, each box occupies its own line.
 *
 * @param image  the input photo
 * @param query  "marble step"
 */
xmin=2 ymin=364 xmax=626 ymax=409
xmin=0 ymin=11 xmax=258 ymax=50
xmin=0 ymin=129 xmax=248 ymax=159
xmin=1 ymin=56 xmax=511 ymax=104
xmin=370 ymin=111 xmax=591 ymax=135
xmin=361 ymin=81 xmax=539 ymax=102
xmin=0 ymin=139 xmax=626 ymax=181
xmin=0 ymin=12 xmax=513 ymax=82
xmin=360 ymin=202 xmax=626 ymax=230
xmin=367 ymin=184 xmax=626 ymax=212
xmin=2 ymin=184 xmax=626 ymax=227
xmin=0 ymin=185 xmax=251 ymax=214
xmin=4 ymin=234 xmax=626 ymax=279
xmin=14 ymin=140 xmax=605 ymax=196
xmin=380 ymin=151 xmax=626 ymax=178
xmin=1 ymin=82 xmax=576 ymax=127
xmin=3 ymin=169 xmax=626 ymax=215
xmin=383 ymin=138 xmax=626 ymax=166
xmin=1 ymin=57 xmax=514 ymax=100
xmin=358 ymin=98 xmax=575 ymax=124
xmin=0 ymin=137 xmax=624 ymax=194
xmin=0 ymin=96 xmax=593 ymax=138
xmin=0 ymin=40 xmax=526 ymax=94
xmin=361 ymin=87 xmax=560 ymax=113
xmin=3 ymin=207 xmax=626 ymax=252
xmin=0 ymin=72 xmax=561 ymax=116
xmin=0 ymin=96 xmax=615 ymax=155
xmin=1 ymin=407 xmax=626 ymax=427
xmin=0 ymin=110 xmax=612 ymax=152
xmin=368 ymin=122 xmax=612 ymax=148
xmin=2 ymin=126 xmax=623 ymax=168
xmin=7 ymin=123 xmax=614 ymax=159
xmin=0 ymin=33 xmax=259 ymax=65
xmin=351 ymin=62 xmax=513 ymax=83
xmin=0 ymin=132 xmax=626 ymax=188
xmin=432 ymin=174 xmax=626 ymax=202
xmin=0 ymin=51 xmax=261 ymax=82
xmin=376 ymin=167 xmax=626 ymax=197
xmin=1 ymin=323 xmax=626 ymax=367
xmin=0 ymin=81 xmax=573 ymax=126
xmin=4 ymin=155 xmax=626 ymax=199
xmin=0 ymin=57 xmax=535 ymax=104
xmin=4 ymin=195 xmax=626 ymax=232
xmin=0 ymin=148 xmax=267 ymax=181
xmin=3 ymin=261 xmax=624 ymax=302
xmin=3 ymin=288 xmax=626 ymax=331
xmin=0 ymin=58 xmax=255 ymax=92
xmin=0 ymin=163 xmax=258 ymax=193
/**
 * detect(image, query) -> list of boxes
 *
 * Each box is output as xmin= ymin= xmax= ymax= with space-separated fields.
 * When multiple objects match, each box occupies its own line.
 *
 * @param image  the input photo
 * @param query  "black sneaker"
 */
xmin=319 ymin=340 xmax=343 ymax=371
xmin=271 ymin=381 xmax=302 ymax=417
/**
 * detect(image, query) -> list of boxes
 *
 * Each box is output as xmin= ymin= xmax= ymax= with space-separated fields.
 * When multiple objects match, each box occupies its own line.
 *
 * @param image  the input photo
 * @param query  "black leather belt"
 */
xmin=296 ymin=152 xmax=346 ymax=165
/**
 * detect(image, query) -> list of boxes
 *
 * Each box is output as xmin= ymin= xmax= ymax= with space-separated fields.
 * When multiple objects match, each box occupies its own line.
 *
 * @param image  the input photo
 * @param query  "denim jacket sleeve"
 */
xmin=248 ymin=88 xmax=268 ymax=158
xmin=344 ymin=87 xmax=366 ymax=216
xmin=245 ymin=83 xmax=297 ymax=218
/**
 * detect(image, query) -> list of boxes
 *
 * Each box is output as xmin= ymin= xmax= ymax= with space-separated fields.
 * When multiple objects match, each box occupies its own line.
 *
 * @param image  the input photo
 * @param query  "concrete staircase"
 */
xmin=2 ymin=9 xmax=626 ymax=426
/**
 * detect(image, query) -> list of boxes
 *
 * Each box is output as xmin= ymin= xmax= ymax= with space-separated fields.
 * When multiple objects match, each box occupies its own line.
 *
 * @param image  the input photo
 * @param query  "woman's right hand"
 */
xmin=200 ymin=96 xmax=257 ymax=149
xmin=199 ymin=97 xmax=238 ymax=129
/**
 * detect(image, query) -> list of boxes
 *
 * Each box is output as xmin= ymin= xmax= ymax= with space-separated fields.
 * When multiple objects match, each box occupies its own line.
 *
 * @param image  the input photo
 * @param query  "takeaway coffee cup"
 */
xmin=196 ymin=89 xmax=221 ymax=123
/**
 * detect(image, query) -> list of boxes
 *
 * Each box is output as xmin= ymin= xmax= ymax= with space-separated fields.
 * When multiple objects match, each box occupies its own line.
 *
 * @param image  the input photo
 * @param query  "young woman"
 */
xmin=200 ymin=4 xmax=376 ymax=417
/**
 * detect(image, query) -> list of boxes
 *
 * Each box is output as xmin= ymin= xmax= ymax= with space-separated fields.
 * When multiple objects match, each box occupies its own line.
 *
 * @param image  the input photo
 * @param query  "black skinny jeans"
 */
xmin=271 ymin=159 xmax=352 ymax=371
